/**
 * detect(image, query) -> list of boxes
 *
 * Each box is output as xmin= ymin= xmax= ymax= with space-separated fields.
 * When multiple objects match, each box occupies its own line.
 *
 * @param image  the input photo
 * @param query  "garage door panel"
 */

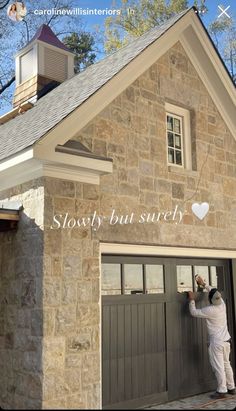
xmin=102 ymin=300 xmax=167 ymax=407
xmin=102 ymin=257 xmax=234 ymax=408
xmin=168 ymin=297 xmax=214 ymax=399
xmin=110 ymin=305 xmax=118 ymax=404
xmin=117 ymin=305 xmax=125 ymax=403
xmin=102 ymin=306 xmax=110 ymax=406
xmin=124 ymin=305 xmax=132 ymax=401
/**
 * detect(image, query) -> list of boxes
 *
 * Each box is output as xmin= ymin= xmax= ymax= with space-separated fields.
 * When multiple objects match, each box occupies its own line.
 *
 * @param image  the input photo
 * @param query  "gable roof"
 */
xmin=0 ymin=7 xmax=235 ymax=164
xmin=0 ymin=8 xmax=190 ymax=162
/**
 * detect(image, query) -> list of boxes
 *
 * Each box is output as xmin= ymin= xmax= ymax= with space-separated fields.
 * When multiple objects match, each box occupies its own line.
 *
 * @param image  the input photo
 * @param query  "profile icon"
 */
xmin=7 ymin=2 xmax=27 ymax=22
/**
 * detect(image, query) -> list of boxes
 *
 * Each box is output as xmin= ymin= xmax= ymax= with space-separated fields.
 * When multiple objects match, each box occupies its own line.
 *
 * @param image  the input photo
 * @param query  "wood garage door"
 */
xmin=102 ymin=256 xmax=235 ymax=409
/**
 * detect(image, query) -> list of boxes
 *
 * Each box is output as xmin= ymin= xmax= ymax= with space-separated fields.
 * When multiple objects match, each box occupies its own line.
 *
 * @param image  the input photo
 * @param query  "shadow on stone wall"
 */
xmin=0 ymin=211 xmax=44 ymax=409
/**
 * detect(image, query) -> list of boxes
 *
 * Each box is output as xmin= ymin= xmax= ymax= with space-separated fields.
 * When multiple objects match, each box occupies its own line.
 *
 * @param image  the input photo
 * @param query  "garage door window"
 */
xmin=146 ymin=265 xmax=164 ymax=294
xmin=102 ymin=263 xmax=165 ymax=295
xmin=177 ymin=265 xmax=224 ymax=293
xmin=124 ymin=264 xmax=143 ymax=294
xmin=102 ymin=263 xmax=121 ymax=295
xmin=177 ymin=266 xmax=193 ymax=292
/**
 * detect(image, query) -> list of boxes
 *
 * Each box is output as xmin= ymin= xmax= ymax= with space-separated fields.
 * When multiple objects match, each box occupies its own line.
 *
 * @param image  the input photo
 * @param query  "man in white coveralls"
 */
xmin=188 ymin=275 xmax=236 ymax=399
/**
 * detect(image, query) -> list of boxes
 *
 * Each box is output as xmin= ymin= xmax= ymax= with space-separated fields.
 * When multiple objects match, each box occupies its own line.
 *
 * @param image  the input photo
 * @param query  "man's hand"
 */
xmin=195 ymin=275 xmax=206 ymax=287
xmin=188 ymin=291 xmax=195 ymax=301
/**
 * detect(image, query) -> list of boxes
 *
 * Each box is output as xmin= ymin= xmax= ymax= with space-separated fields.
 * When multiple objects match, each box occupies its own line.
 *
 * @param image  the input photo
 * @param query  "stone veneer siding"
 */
xmin=0 ymin=181 xmax=44 ymax=409
xmin=0 ymin=41 xmax=236 ymax=409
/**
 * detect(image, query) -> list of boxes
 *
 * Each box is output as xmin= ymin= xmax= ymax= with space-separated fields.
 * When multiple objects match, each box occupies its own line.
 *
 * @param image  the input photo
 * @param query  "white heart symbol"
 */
xmin=191 ymin=202 xmax=209 ymax=220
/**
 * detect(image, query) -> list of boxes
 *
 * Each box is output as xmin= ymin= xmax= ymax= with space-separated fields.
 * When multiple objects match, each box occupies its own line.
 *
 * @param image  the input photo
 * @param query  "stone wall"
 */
xmin=0 ymin=180 xmax=44 ymax=409
xmin=0 ymin=40 xmax=236 ymax=409
xmin=42 ymin=179 xmax=100 ymax=409
xmin=0 ymin=179 xmax=101 ymax=409
xmin=74 ymin=41 xmax=236 ymax=250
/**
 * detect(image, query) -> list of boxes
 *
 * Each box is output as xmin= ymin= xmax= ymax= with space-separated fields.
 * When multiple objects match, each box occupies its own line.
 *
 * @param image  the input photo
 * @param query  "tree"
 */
xmin=104 ymin=0 xmax=235 ymax=84
xmin=104 ymin=0 xmax=188 ymax=53
xmin=0 ymin=0 xmax=10 ymax=10
xmin=209 ymin=17 xmax=236 ymax=83
xmin=0 ymin=0 xmax=97 ymax=112
xmin=63 ymin=32 xmax=96 ymax=73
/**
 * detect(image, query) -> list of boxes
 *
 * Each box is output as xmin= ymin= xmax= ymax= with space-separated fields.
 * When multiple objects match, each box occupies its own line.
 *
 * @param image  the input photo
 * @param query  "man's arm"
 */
xmin=189 ymin=300 xmax=213 ymax=318
xmin=188 ymin=291 xmax=213 ymax=318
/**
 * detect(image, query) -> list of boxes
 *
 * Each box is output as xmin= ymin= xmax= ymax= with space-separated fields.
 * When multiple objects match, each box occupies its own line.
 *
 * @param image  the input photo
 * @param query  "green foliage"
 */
xmin=63 ymin=32 xmax=96 ymax=73
xmin=104 ymin=0 xmax=188 ymax=53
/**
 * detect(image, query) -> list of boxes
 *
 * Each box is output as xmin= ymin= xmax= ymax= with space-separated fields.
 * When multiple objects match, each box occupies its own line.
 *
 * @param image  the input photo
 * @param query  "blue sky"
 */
xmin=0 ymin=0 xmax=235 ymax=115
xmin=70 ymin=0 xmax=236 ymax=28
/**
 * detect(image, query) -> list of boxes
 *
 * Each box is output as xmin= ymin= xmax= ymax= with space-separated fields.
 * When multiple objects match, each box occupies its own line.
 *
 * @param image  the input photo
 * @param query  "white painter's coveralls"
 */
xmin=189 ymin=286 xmax=235 ymax=393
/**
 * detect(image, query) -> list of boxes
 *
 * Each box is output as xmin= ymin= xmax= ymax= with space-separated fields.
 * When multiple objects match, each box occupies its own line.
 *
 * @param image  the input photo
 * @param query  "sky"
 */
xmin=0 ymin=0 xmax=235 ymax=115
xmin=62 ymin=0 xmax=236 ymax=28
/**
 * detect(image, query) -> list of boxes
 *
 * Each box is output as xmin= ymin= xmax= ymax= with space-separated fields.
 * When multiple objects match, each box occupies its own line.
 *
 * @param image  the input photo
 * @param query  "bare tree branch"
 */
xmin=0 ymin=0 xmax=10 ymax=10
xmin=0 ymin=75 xmax=15 ymax=95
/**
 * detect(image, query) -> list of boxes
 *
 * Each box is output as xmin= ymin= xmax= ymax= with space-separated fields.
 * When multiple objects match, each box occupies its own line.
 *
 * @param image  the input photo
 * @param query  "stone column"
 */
xmin=41 ymin=178 xmax=101 ymax=409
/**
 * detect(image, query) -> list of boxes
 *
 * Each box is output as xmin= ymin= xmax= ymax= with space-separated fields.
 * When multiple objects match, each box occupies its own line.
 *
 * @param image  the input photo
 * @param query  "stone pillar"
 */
xmin=42 ymin=178 xmax=101 ymax=409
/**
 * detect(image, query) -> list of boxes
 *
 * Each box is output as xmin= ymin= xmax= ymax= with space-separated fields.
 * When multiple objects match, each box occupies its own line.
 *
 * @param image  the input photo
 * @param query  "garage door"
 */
xmin=102 ymin=256 xmax=235 ymax=409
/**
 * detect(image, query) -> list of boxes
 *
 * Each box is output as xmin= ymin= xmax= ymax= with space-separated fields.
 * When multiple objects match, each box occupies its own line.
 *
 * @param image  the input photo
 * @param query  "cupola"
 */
xmin=13 ymin=24 xmax=74 ymax=107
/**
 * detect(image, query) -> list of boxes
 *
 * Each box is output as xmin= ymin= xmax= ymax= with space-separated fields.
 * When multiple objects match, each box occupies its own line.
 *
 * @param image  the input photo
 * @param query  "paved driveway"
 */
xmin=145 ymin=392 xmax=236 ymax=409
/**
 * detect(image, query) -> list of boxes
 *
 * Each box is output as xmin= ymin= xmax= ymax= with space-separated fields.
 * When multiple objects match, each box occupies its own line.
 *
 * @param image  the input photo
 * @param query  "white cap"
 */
xmin=211 ymin=290 xmax=222 ymax=305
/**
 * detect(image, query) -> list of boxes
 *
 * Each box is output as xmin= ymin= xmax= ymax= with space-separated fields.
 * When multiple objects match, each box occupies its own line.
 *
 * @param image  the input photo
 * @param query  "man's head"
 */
xmin=209 ymin=288 xmax=222 ymax=305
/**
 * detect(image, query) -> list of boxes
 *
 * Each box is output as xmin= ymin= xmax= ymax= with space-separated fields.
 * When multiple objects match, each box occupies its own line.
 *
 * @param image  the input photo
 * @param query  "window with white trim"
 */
xmin=165 ymin=103 xmax=192 ymax=170
xmin=167 ymin=113 xmax=183 ymax=166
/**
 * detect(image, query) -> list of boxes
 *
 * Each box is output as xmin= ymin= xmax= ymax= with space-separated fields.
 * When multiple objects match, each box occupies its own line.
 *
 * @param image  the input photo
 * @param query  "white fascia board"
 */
xmin=188 ymin=14 xmax=236 ymax=104
xmin=42 ymin=163 xmax=100 ymax=185
xmin=180 ymin=25 xmax=236 ymax=139
xmin=0 ymin=158 xmax=43 ymax=191
xmin=0 ymin=148 xmax=112 ymax=191
xmin=0 ymin=158 xmax=100 ymax=191
xmin=34 ymin=146 xmax=113 ymax=174
xmin=0 ymin=148 xmax=34 ymax=172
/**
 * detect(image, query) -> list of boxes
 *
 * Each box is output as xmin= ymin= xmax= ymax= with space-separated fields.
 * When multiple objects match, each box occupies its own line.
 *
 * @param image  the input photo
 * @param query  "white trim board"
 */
xmin=0 ymin=155 xmax=112 ymax=191
xmin=100 ymin=243 xmax=236 ymax=259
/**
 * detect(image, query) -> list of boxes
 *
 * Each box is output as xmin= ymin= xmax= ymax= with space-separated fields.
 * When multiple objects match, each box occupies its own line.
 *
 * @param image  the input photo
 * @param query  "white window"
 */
xmin=165 ymin=103 xmax=192 ymax=170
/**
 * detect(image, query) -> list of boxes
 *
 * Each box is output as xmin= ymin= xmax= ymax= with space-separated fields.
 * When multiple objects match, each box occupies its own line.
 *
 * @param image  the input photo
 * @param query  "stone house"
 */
xmin=0 ymin=6 xmax=236 ymax=410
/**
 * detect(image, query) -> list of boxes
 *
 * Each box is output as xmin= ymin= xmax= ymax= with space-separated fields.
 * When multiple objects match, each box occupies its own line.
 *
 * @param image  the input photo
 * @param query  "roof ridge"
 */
xmin=100 ymin=7 xmax=192 ymax=62
xmin=31 ymin=6 xmax=193 ymax=106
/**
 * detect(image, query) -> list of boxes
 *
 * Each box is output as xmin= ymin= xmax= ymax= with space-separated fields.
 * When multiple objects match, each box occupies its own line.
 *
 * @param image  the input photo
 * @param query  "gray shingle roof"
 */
xmin=0 ymin=8 xmax=191 ymax=162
